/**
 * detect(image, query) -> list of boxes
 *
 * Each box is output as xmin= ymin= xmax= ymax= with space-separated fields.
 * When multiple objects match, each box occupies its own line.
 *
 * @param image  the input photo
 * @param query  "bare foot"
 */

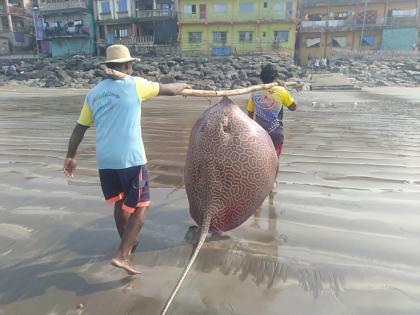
xmin=111 ymin=258 xmax=142 ymax=275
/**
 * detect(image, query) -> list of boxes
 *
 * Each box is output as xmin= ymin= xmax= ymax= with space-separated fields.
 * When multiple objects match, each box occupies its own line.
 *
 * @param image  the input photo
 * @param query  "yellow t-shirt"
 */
xmin=247 ymin=86 xmax=294 ymax=133
xmin=247 ymin=86 xmax=294 ymax=114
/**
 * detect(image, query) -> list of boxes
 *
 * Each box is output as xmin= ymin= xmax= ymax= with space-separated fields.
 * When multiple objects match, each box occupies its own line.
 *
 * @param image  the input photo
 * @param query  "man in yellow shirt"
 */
xmin=247 ymin=64 xmax=297 ymax=158
xmin=63 ymin=45 xmax=190 ymax=275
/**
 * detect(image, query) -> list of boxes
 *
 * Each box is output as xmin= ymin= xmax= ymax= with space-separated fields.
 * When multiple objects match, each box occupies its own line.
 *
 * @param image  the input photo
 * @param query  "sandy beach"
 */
xmin=1 ymin=86 xmax=420 ymax=315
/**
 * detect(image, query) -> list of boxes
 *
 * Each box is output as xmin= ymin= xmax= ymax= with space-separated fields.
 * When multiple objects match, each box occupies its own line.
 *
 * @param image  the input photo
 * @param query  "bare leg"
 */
xmin=111 ymin=206 xmax=148 ymax=275
xmin=114 ymin=200 xmax=129 ymax=238
xmin=114 ymin=201 xmax=139 ymax=254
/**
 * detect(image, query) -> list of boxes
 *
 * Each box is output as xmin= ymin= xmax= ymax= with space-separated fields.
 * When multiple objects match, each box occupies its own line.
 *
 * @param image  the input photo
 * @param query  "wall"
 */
xmin=51 ymin=37 xmax=93 ymax=56
xmin=180 ymin=0 xmax=295 ymax=23
xmin=299 ymin=29 xmax=382 ymax=64
xmin=387 ymin=1 xmax=417 ymax=11
xmin=382 ymin=27 xmax=417 ymax=50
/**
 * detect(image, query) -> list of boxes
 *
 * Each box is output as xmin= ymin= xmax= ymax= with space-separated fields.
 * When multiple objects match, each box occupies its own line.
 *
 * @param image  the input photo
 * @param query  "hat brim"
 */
xmin=100 ymin=57 xmax=140 ymax=64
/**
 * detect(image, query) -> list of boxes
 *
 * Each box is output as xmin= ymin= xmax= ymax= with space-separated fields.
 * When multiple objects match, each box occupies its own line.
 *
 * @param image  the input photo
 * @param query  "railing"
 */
xmin=301 ymin=15 xmax=419 ymax=31
xmin=113 ymin=35 xmax=155 ymax=46
xmin=383 ymin=15 xmax=418 ymax=27
xmin=135 ymin=9 xmax=176 ymax=19
xmin=2 ymin=6 xmax=27 ymax=15
xmin=38 ymin=0 xmax=87 ymax=11
xmin=44 ymin=27 xmax=90 ymax=38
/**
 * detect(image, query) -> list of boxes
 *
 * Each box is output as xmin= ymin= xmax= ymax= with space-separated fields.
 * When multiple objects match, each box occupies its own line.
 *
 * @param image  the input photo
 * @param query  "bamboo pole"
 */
xmin=100 ymin=66 xmax=304 ymax=96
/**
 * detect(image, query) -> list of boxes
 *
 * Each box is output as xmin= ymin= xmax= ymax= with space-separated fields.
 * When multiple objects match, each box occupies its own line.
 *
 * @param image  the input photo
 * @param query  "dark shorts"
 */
xmin=268 ymin=128 xmax=284 ymax=158
xmin=99 ymin=165 xmax=150 ymax=213
xmin=255 ymin=118 xmax=284 ymax=157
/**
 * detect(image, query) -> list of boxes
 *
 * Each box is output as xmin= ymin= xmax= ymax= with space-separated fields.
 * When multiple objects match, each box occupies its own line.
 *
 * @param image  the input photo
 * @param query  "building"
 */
xmin=381 ymin=0 xmax=418 ymax=50
xmin=93 ymin=0 xmax=178 ymax=55
xmin=37 ymin=0 xmax=96 ymax=57
xmin=178 ymin=0 xmax=298 ymax=56
xmin=0 ymin=0 xmax=34 ymax=54
xmin=297 ymin=0 xmax=419 ymax=65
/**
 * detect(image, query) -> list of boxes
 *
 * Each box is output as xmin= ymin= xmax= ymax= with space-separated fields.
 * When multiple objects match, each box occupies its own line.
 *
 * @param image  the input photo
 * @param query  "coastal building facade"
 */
xmin=37 ymin=0 xmax=96 ymax=57
xmin=0 ymin=0 xmax=34 ymax=54
xmin=297 ymin=0 xmax=420 ymax=65
xmin=178 ymin=0 xmax=298 ymax=56
xmin=93 ymin=0 xmax=178 ymax=55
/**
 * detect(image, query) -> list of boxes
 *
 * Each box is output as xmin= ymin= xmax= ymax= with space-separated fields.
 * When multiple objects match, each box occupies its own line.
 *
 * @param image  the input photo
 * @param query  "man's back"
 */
xmin=83 ymin=77 xmax=144 ymax=169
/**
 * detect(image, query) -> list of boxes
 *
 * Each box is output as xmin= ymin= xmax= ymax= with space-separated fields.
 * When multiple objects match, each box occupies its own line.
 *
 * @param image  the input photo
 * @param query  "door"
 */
xmin=199 ymin=4 xmax=206 ymax=20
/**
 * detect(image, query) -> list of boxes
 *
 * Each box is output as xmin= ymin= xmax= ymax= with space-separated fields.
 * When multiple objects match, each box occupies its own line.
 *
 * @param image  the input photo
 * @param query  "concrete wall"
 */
xmin=179 ymin=0 xmax=296 ymax=22
xmin=51 ymin=37 xmax=94 ymax=56
xmin=382 ymin=27 xmax=417 ymax=50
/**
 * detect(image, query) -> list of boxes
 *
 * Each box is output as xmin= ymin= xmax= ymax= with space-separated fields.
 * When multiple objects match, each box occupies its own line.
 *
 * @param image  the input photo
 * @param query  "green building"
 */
xmin=178 ymin=0 xmax=297 ymax=56
xmin=38 ymin=0 xmax=96 ymax=57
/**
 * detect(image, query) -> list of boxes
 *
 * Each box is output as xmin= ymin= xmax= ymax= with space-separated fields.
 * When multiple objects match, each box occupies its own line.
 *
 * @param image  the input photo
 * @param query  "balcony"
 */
xmin=135 ymin=9 xmax=176 ymax=20
xmin=300 ymin=18 xmax=385 ymax=32
xmin=44 ymin=26 xmax=90 ymax=39
xmin=1 ymin=6 xmax=27 ymax=16
xmin=103 ymin=34 xmax=154 ymax=46
xmin=39 ymin=0 xmax=87 ymax=13
xmin=383 ymin=16 xmax=418 ymax=28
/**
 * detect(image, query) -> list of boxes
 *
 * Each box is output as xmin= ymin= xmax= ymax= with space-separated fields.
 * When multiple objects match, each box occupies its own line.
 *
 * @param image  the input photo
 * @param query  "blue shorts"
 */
xmin=99 ymin=165 xmax=150 ymax=213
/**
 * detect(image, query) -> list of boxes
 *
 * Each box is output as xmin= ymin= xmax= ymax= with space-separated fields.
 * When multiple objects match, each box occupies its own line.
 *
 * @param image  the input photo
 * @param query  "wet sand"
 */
xmin=1 ymin=86 xmax=420 ymax=315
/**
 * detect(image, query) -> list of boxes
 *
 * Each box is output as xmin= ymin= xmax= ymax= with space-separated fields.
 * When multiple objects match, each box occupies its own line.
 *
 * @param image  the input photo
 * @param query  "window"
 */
xmin=188 ymin=32 xmax=202 ymax=43
xmin=239 ymin=3 xmax=253 ymax=13
xmin=285 ymin=0 xmax=293 ymax=18
xmin=306 ymin=38 xmax=320 ymax=48
xmin=239 ymin=31 xmax=253 ymax=42
xmin=274 ymin=31 xmax=289 ymax=42
xmin=262 ymin=31 xmax=266 ymax=37
xmin=101 ymin=1 xmax=110 ymax=13
xmin=213 ymin=31 xmax=227 ymax=42
xmin=273 ymin=1 xmax=282 ymax=11
xmin=115 ymin=28 xmax=128 ymax=38
xmin=213 ymin=4 xmax=227 ymax=13
xmin=263 ymin=2 xmax=268 ymax=8
xmin=118 ymin=0 xmax=127 ymax=12
xmin=184 ymin=4 xmax=196 ymax=14
xmin=332 ymin=36 xmax=347 ymax=47
xmin=361 ymin=35 xmax=375 ymax=46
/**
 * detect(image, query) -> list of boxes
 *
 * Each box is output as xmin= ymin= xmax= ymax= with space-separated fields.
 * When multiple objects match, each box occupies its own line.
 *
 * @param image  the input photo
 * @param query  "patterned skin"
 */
xmin=185 ymin=96 xmax=278 ymax=232
xmin=161 ymin=97 xmax=278 ymax=315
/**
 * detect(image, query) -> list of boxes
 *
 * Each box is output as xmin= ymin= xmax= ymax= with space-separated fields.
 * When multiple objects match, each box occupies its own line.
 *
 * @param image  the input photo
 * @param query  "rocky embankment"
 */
xmin=330 ymin=55 xmax=420 ymax=87
xmin=0 ymin=54 xmax=303 ymax=89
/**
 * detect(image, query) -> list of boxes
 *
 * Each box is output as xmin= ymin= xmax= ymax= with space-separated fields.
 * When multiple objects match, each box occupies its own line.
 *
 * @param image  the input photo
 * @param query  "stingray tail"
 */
xmin=160 ymin=220 xmax=210 ymax=315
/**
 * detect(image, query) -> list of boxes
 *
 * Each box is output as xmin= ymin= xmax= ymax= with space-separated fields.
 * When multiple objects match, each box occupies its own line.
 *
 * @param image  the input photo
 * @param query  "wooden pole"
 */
xmin=100 ymin=66 xmax=304 ymax=96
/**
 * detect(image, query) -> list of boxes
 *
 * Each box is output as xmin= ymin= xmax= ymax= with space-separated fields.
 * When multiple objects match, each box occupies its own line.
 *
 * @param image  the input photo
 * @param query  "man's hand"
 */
xmin=63 ymin=157 xmax=76 ymax=177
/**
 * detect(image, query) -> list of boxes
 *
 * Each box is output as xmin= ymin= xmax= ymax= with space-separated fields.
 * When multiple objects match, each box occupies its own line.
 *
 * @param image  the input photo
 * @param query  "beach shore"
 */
xmin=1 ymin=86 xmax=420 ymax=315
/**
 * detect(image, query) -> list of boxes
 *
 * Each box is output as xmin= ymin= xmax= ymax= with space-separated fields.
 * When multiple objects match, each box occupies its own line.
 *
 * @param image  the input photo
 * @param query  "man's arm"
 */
xmin=288 ymin=102 xmax=297 ymax=111
xmin=158 ymin=83 xmax=191 ymax=96
xmin=63 ymin=123 xmax=89 ymax=177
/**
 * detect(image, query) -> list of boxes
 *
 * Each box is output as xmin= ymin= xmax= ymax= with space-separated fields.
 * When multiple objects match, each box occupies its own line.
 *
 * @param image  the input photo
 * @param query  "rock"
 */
xmin=160 ymin=75 xmax=176 ymax=84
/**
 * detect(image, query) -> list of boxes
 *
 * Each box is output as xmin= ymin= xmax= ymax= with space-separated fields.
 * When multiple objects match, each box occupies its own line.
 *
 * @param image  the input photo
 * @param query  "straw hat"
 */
xmin=103 ymin=44 xmax=140 ymax=64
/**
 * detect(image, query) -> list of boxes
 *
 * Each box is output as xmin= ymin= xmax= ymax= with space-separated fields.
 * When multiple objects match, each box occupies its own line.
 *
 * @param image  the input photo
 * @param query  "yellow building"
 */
xmin=297 ymin=0 xmax=419 ymax=65
xmin=178 ymin=0 xmax=298 ymax=56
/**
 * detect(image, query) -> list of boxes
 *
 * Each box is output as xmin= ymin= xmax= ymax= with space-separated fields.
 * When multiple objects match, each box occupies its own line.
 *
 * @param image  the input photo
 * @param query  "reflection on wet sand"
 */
xmin=1 ymin=87 xmax=420 ymax=314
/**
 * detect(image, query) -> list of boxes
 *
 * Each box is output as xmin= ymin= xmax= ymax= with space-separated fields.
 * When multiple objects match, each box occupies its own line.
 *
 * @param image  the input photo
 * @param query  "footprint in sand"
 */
xmin=122 ymin=283 xmax=134 ymax=293
xmin=79 ymin=256 xmax=99 ymax=272
xmin=65 ymin=309 xmax=84 ymax=315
